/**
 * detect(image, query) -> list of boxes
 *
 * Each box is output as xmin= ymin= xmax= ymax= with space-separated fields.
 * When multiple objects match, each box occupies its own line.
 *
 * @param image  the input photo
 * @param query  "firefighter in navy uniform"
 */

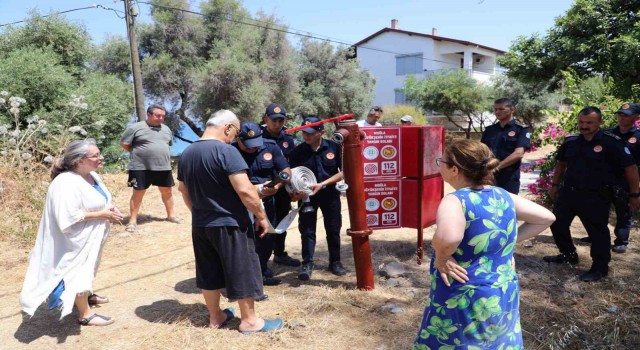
xmin=543 ymin=107 xmax=640 ymax=282
xmin=233 ymin=122 xmax=291 ymax=293
xmin=288 ymin=116 xmax=346 ymax=281
xmin=581 ymin=102 xmax=640 ymax=253
xmin=481 ymin=98 xmax=531 ymax=194
xmin=260 ymin=103 xmax=301 ymax=268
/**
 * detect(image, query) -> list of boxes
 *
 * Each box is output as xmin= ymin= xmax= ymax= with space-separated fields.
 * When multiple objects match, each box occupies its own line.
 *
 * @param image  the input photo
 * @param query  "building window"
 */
xmin=395 ymin=89 xmax=415 ymax=105
xmin=396 ymin=54 xmax=423 ymax=75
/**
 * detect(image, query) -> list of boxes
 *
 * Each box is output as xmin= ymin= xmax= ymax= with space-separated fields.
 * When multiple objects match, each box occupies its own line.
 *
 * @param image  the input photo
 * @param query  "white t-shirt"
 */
xmin=356 ymin=120 xmax=382 ymax=127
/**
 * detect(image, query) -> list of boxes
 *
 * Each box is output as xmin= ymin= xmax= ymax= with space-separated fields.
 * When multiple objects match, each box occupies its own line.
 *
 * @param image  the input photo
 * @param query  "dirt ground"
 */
xmin=1 ymin=152 xmax=639 ymax=349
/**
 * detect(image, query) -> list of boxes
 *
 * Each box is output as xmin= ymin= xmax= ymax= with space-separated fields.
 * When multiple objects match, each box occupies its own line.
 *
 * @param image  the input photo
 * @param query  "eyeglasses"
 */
xmin=228 ymin=123 xmax=240 ymax=134
xmin=85 ymin=153 xmax=103 ymax=160
xmin=435 ymin=157 xmax=452 ymax=166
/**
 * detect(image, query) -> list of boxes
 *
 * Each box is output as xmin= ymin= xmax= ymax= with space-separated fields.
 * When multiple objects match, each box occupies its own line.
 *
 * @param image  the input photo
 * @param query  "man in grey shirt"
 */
xmin=120 ymin=104 xmax=182 ymax=232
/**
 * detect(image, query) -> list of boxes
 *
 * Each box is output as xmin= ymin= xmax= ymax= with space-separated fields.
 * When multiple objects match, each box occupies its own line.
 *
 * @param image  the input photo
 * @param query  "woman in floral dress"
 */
xmin=414 ymin=139 xmax=555 ymax=349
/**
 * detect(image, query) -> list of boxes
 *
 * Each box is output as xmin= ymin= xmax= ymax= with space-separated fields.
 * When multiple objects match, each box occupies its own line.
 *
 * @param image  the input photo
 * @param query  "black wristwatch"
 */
xmin=629 ymin=192 xmax=640 ymax=198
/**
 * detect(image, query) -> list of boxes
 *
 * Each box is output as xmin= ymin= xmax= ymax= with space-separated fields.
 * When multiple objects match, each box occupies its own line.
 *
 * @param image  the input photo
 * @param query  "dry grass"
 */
xmin=0 ymin=170 xmax=639 ymax=350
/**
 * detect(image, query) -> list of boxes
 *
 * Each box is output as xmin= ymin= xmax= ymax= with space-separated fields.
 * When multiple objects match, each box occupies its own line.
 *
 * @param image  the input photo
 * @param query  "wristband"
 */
xmin=629 ymin=192 xmax=640 ymax=198
xmin=257 ymin=184 xmax=264 ymax=194
xmin=321 ymin=183 xmax=327 ymax=189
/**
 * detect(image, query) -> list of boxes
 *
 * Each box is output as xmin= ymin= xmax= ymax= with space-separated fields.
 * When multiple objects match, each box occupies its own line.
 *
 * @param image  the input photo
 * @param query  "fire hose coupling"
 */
xmin=347 ymin=228 xmax=373 ymax=237
xmin=332 ymin=129 xmax=349 ymax=144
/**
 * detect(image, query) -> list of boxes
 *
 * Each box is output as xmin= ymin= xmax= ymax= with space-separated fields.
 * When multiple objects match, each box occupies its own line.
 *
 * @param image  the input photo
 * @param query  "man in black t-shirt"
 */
xmin=177 ymin=109 xmax=283 ymax=334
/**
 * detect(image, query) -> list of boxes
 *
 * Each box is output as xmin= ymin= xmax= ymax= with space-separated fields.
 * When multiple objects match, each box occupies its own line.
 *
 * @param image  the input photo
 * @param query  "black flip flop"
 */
xmin=78 ymin=313 xmax=114 ymax=326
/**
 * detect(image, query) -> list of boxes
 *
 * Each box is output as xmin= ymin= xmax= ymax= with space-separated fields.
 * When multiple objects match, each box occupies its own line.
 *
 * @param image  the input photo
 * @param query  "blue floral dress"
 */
xmin=414 ymin=186 xmax=523 ymax=350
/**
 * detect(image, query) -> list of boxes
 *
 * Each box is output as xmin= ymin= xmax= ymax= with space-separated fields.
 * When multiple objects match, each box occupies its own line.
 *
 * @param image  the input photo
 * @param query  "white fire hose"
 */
xmin=263 ymin=167 xmax=316 ymax=234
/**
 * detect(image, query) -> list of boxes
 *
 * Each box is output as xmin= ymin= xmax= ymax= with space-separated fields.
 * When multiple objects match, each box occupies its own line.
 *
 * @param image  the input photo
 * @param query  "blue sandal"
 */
xmin=240 ymin=318 xmax=284 ymax=334
xmin=214 ymin=308 xmax=235 ymax=328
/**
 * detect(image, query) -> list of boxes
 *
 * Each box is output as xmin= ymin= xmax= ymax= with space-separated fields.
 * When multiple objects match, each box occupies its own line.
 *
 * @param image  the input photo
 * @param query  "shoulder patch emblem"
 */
xmin=526 ymin=132 xmax=531 ymax=139
xmin=593 ymin=145 xmax=603 ymax=153
xmin=305 ymin=120 xmax=312 ymax=125
xmin=326 ymin=152 xmax=335 ymax=160
xmin=625 ymin=147 xmax=631 ymax=155
xmin=273 ymin=107 xmax=281 ymax=113
xmin=629 ymin=137 xmax=637 ymax=144
xmin=263 ymin=152 xmax=272 ymax=161
xmin=282 ymin=141 xmax=289 ymax=148
xmin=622 ymin=103 xmax=630 ymax=109
xmin=508 ymin=131 xmax=516 ymax=137
xmin=248 ymin=130 xmax=255 ymax=137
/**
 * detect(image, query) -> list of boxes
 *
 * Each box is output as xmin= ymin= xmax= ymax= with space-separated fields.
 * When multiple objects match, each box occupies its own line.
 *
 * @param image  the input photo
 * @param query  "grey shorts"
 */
xmin=191 ymin=226 xmax=263 ymax=300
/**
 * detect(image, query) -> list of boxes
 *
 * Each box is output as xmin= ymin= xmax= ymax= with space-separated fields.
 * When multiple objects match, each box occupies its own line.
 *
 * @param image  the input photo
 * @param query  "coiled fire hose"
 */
xmin=262 ymin=167 xmax=315 ymax=234
xmin=285 ymin=166 xmax=317 ymax=197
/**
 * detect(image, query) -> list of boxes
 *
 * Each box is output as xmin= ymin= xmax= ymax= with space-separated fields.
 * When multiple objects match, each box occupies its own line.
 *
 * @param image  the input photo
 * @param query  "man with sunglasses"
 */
xmin=120 ymin=104 xmax=181 ymax=233
xmin=233 ymin=121 xmax=291 ymax=293
xmin=357 ymin=106 xmax=383 ymax=127
xmin=260 ymin=103 xmax=302 ymax=268
xmin=580 ymin=103 xmax=640 ymax=254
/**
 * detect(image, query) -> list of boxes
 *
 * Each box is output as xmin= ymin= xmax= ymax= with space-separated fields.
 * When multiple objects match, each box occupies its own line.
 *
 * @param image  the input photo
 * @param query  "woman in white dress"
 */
xmin=20 ymin=139 xmax=124 ymax=326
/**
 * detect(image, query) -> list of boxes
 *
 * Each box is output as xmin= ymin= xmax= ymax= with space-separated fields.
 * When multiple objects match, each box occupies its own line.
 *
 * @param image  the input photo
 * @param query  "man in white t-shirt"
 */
xmin=356 ymin=106 xmax=383 ymax=127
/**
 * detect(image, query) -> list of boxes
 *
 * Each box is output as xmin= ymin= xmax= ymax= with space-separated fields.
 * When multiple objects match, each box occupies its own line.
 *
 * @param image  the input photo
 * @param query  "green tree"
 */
xmin=498 ymin=0 xmax=640 ymax=99
xmin=296 ymin=38 xmax=374 ymax=118
xmin=90 ymin=36 xmax=132 ymax=81
xmin=404 ymin=69 xmax=490 ymax=138
xmin=0 ymin=13 xmax=134 ymax=147
xmin=490 ymin=76 xmax=560 ymax=129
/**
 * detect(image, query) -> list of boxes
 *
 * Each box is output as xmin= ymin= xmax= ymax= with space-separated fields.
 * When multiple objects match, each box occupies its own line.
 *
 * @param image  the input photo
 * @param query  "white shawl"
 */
xmin=20 ymin=171 xmax=112 ymax=318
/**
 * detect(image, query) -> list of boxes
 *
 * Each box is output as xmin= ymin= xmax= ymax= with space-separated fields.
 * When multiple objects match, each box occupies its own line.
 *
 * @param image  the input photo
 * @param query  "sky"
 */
xmin=0 ymin=0 xmax=575 ymax=152
xmin=0 ymin=0 xmax=575 ymax=51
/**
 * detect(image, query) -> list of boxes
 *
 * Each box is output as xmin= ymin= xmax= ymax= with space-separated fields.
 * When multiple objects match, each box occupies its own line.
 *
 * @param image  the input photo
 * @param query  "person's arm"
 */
xmin=229 ymin=172 xmax=269 ymax=236
xmin=432 ymin=195 xmax=469 ymax=286
xmin=623 ymin=165 xmax=640 ymax=209
xmin=549 ymin=161 xmax=567 ymax=201
xmin=498 ymin=147 xmax=525 ymax=169
xmin=509 ymin=194 xmax=555 ymax=242
xmin=177 ymin=181 xmax=192 ymax=212
xmin=82 ymin=208 xmax=124 ymax=223
xmin=119 ymin=143 xmax=132 ymax=152
xmin=309 ymin=171 xmax=344 ymax=195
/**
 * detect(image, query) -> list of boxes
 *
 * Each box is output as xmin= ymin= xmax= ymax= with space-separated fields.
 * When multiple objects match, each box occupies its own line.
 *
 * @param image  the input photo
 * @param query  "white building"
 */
xmin=354 ymin=20 xmax=505 ymax=107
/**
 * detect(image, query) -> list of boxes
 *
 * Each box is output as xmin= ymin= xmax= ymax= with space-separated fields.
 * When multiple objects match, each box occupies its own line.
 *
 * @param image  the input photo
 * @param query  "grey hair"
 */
xmin=51 ymin=138 xmax=97 ymax=180
xmin=206 ymin=109 xmax=239 ymax=127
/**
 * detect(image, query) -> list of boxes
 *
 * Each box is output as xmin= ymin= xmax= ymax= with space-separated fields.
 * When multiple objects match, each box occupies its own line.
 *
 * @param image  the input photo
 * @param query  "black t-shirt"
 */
xmin=177 ymin=139 xmax=250 ymax=228
xmin=556 ymin=130 xmax=635 ymax=189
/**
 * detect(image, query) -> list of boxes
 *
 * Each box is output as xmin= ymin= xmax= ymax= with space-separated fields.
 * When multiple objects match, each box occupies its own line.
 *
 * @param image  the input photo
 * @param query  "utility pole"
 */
xmin=124 ymin=0 xmax=146 ymax=121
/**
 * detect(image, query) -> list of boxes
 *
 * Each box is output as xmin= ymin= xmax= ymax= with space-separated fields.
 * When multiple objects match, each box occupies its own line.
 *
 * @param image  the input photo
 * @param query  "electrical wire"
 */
xmin=135 ymin=1 xmax=497 ymax=70
xmin=0 ymin=4 xmax=124 ymax=27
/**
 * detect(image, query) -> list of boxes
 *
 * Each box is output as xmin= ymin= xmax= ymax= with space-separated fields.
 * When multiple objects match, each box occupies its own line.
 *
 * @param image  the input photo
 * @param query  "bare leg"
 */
xmin=237 ymin=297 xmax=264 ymax=332
xmin=75 ymin=292 xmax=93 ymax=320
xmin=158 ymin=186 xmax=175 ymax=219
xmin=202 ymin=289 xmax=232 ymax=328
xmin=129 ymin=189 xmax=146 ymax=224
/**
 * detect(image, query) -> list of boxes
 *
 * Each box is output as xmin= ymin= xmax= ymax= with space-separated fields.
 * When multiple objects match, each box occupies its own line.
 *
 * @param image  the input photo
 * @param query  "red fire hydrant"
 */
xmin=334 ymin=119 xmax=375 ymax=290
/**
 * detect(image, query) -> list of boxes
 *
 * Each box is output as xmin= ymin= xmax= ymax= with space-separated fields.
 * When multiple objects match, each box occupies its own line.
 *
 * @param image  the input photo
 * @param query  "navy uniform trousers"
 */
xmin=298 ymin=187 xmax=342 ymax=265
xmin=256 ymin=196 xmax=277 ymax=274
xmin=272 ymin=187 xmax=292 ymax=257
xmin=550 ymin=188 xmax=612 ymax=273
xmin=611 ymin=185 xmax=632 ymax=246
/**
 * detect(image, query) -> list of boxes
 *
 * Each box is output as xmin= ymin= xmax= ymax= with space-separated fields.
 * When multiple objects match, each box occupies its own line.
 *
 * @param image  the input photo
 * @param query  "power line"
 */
xmin=136 ymin=1 xmax=480 ymax=69
xmin=0 ymin=4 xmax=125 ymax=27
